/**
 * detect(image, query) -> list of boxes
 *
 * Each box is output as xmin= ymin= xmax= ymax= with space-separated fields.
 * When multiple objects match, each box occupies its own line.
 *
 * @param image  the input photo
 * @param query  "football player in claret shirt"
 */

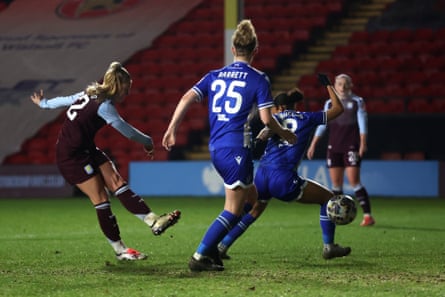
xmin=31 ymin=61 xmax=180 ymax=261
xmin=218 ymin=74 xmax=353 ymax=261
xmin=162 ymin=19 xmax=296 ymax=271
xmin=307 ymin=73 xmax=375 ymax=226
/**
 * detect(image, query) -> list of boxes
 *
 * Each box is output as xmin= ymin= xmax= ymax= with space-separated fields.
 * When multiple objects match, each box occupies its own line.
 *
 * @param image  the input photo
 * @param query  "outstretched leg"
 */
xmin=99 ymin=161 xmax=181 ymax=235
xmin=298 ymin=180 xmax=351 ymax=260
xmin=114 ymin=185 xmax=181 ymax=235
xmin=76 ymin=175 xmax=146 ymax=260
xmin=319 ymin=202 xmax=350 ymax=259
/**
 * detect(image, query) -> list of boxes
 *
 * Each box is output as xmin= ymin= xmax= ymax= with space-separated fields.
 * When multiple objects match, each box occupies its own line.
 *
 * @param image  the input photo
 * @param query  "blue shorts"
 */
xmin=254 ymin=165 xmax=307 ymax=202
xmin=210 ymin=147 xmax=254 ymax=189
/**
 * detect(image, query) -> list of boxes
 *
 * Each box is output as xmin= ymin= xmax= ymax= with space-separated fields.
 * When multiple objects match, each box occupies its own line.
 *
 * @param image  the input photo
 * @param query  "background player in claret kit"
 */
xmin=307 ymin=73 xmax=375 ymax=227
xmin=218 ymin=75 xmax=352 ymax=261
xmin=162 ymin=19 xmax=296 ymax=272
xmin=30 ymin=61 xmax=180 ymax=261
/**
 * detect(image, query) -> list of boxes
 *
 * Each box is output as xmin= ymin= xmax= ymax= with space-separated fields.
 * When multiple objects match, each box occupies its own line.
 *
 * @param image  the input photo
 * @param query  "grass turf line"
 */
xmin=0 ymin=197 xmax=444 ymax=297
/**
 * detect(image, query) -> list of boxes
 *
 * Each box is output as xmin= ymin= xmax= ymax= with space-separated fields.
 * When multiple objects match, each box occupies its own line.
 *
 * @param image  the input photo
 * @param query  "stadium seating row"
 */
xmin=3 ymin=0 xmax=440 ymax=168
xmin=349 ymin=28 xmax=445 ymax=44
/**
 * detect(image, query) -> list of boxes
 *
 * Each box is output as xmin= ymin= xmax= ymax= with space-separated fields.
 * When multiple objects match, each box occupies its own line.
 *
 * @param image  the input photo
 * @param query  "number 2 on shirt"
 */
xmin=66 ymin=95 xmax=90 ymax=121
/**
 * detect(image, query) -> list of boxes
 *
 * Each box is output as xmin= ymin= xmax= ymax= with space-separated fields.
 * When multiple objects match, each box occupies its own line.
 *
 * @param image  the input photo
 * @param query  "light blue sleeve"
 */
xmin=313 ymin=99 xmax=330 ymax=137
xmin=98 ymin=101 xmax=153 ymax=146
xmin=39 ymin=92 xmax=84 ymax=109
xmin=357 ymin=97 xmax=367 ymax=134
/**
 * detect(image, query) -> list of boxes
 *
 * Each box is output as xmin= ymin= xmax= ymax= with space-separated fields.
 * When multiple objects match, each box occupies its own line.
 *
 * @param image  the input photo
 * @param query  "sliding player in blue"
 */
xmin=218 ymin=74 xmax=352 ymax=261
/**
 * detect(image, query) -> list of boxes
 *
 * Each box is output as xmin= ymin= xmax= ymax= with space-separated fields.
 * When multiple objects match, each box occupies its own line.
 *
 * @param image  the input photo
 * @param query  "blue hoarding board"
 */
xmin=129 ymin=160 xmax=439 ymax=197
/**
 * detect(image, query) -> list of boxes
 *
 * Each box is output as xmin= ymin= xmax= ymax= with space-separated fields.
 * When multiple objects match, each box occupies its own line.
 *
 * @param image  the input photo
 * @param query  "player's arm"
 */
xmin=162 ymin=89 xmax=200 ymax=151
xmin=318 ymin=73 xmax=343 ymax=122
xmin=307 ymin=100 xmax=329 ymax=160
xmin=98 ymin=101 xmax=154 ymax=158
xmin=258 ymin=107 xmax=297 ymax=144
xmin=357 ymin=98 xmax=368 ymax=157
xmin=31 ymin=89 xmax=83 ymax=109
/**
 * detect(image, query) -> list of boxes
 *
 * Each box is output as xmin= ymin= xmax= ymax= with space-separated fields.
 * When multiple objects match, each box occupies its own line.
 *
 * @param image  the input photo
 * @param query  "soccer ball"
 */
xmin=326 ymin=195 xmax=357 ymax=225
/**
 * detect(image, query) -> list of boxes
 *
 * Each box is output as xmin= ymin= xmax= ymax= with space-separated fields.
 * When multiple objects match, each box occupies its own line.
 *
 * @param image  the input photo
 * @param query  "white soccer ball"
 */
xmin=326 ymin=195 xmax=357 ymax=225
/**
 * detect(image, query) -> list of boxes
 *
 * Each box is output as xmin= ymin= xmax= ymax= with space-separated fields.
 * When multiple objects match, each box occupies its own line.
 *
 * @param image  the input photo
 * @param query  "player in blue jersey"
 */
xmin=30 ymin=61 xmax=180 ymax=261
xmin=162 ymin=19 xmax=297 ymax=272
xmin=217 ymin=74 xmax=352 ymax=261
xmin=307 ymin=74 xmax=375 ymax=227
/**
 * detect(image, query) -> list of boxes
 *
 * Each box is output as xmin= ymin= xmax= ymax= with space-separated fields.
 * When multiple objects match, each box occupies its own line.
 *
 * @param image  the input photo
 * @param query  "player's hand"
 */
xmin=144 ymin=144 xmax=154 ymax=160
xmin=306 ymin=145 xmax=315 ymax=160
xmin=162 ymin=131 xmax=175 ymax=151
xmin=30 ymin=89 xmax=44 ymax=106
xmin=317 ymin=73 xmax=332 ymax=86
xmin=256 ymin=127 xmax=272 ymax=141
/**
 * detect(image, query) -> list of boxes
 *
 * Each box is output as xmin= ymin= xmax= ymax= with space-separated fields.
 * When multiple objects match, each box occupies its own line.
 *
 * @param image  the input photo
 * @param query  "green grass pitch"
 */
xmin=0 ymin=197 xmax=444 ymax=297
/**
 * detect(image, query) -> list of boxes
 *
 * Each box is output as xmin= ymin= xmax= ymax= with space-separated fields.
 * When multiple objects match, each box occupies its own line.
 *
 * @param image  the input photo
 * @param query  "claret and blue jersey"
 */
xmin=315 ymin=94 xmax=366 ymax=152
xmin=192 ymin=61 xmax=274 ymax=151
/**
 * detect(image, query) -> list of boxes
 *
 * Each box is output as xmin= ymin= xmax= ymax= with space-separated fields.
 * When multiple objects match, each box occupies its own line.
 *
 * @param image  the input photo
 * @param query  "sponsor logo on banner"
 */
xmin=56 ymin=0 xmax=141 ymax=19
xmin=0 ymin=0 xmax=201 ymax=163
xmin=0 ymin=165 xmax=72 ymax=198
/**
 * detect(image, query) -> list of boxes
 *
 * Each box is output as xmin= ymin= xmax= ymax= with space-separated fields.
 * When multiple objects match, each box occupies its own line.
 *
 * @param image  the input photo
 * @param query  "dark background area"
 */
xmin=310 ymin=114 xmax=444 ymax=160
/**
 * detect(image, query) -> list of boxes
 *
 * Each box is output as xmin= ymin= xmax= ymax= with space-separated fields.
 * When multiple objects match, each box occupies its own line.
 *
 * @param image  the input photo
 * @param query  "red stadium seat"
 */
xmin=370 ymin=30 xmax=391 ymax=43
xmin=406 ymin=98 xmax=433 ymax=113
xmin=366 ymin=99 xmax=388 ymax=113
xmin=297 ymin=75 xmax=319 ymax=88
xmin=380 ymin=152 xmax=402 ymax=160
xmin=414 ymin=28 xmax=434 ymax=42
xmin=3 ymin=153 xmax=29 ymax=164
xmin=385 ymin=99 xmax=405 ymax=113
xmin=349 ymin=31 xmax=370 ymax=44
xmin=404 ymin=151 xmax=425 ymax=160
xmin=306 ymin=99 xmax=324 ymax=112
xmin=431 ymin=98 xmax=445 ymax=113
xmin=390 ymin=29 xmax=413 ymax=42
xmin=333 ymin=45 xmax=355 ymax=58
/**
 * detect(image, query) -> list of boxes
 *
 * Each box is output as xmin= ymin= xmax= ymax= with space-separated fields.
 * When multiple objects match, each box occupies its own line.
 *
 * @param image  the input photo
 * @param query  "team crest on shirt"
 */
xmin=235 ymin=156 xmax=242 ymax=165
xmin=56 ymin=0 xmax=140 ymax=19
xmin=84 ymin=164 xmax=94 ymax=175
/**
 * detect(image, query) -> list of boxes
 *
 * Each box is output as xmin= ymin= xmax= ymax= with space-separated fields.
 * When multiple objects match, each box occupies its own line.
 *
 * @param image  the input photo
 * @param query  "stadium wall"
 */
xmin=0 ymin=160 xmax=442 ymax=198
xmin=129 ymin=160 xmax=443 ymax=198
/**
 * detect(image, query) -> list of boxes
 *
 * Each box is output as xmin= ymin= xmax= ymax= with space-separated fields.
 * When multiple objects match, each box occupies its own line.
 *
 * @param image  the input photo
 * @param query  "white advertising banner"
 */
xmin=0 ymin=0 xmax=201 ymax=161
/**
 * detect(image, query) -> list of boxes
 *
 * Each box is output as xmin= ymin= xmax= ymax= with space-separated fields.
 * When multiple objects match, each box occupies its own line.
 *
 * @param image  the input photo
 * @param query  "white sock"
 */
xmin=193 ymin=252 xmax=203 ymax=260
xmin=110 ymin=240 xmax=127 ymax=254
xmin=143 ymin=212 xmax=158 ymax=227
xmin=324 ymin=243 xmax=334 ymax=249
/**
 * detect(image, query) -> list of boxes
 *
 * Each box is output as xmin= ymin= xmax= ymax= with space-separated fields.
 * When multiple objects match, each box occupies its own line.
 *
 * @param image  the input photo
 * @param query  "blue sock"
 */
xmin=320 ymin=203 xmax=336 ymax=244
xmin=220 ymin=213 xmax=256 ymax=250
xmin=196 ymin=210 xmax=238 ymax=256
